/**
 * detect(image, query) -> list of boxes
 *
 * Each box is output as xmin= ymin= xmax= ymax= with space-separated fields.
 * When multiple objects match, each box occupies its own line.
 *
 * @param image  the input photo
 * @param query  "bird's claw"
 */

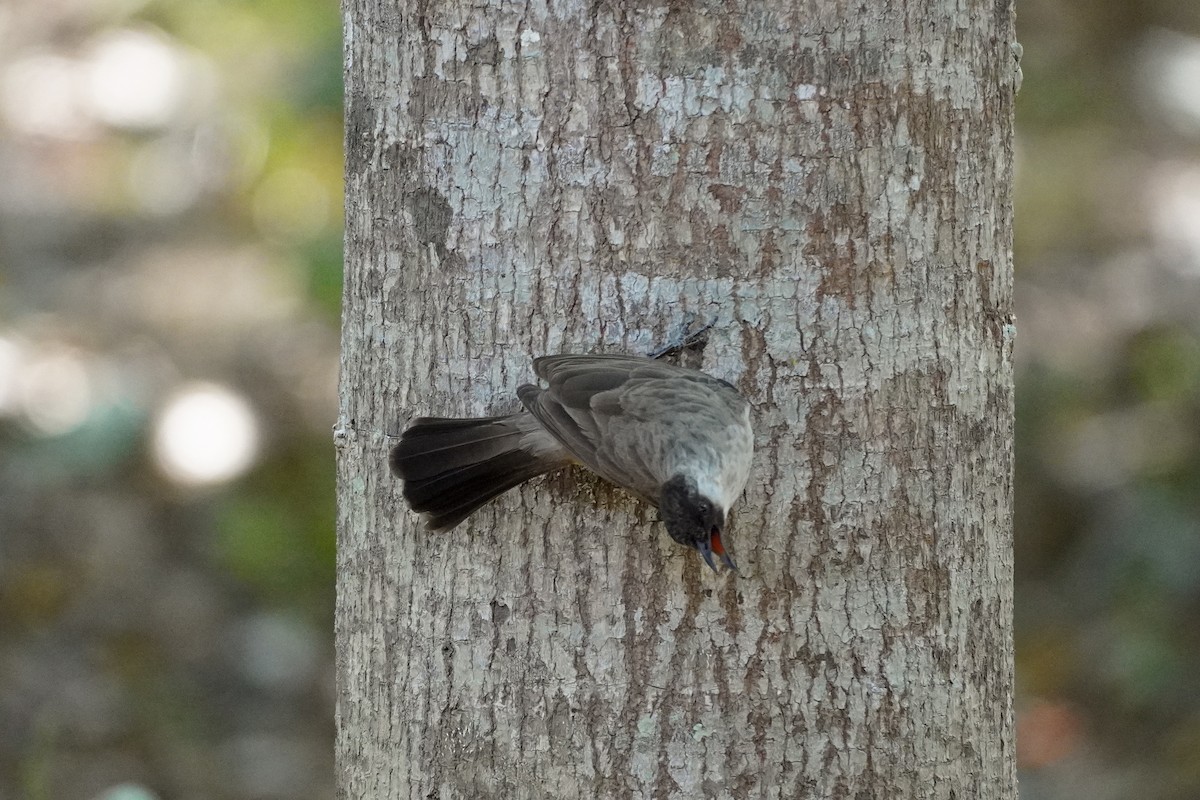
xmin=649 ymin=319 xmax=716 ymax=360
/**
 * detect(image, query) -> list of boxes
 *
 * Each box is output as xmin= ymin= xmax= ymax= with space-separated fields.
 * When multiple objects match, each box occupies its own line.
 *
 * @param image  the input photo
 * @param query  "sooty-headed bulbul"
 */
xmin=389 ymin=354 xmax=754 ymax=571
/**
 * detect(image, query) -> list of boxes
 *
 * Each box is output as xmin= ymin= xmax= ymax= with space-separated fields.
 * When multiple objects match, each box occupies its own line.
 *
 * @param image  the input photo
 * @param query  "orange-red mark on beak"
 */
xmin=710 ymin=527 xmax=725 ymax=556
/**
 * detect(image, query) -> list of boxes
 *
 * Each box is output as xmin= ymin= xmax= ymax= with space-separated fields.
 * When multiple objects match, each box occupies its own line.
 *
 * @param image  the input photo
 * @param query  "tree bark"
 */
xmin=337 ymin=1 xmax=1018 ymax=798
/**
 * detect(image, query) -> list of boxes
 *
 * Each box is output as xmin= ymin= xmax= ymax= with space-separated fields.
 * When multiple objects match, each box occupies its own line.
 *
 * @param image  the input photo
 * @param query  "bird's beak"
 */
xmin=703 ymin=526 xmax=737 ymax=572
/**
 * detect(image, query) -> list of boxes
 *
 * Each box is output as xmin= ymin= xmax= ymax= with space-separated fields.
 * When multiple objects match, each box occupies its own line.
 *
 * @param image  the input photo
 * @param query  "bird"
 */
xmin=389 ymin=353 xmax=754 ymax=571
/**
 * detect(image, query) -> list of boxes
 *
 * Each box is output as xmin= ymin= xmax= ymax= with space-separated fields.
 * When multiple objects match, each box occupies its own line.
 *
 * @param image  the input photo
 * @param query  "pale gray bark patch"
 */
xmin=338 ymin=0 xmax=1017 ymax=798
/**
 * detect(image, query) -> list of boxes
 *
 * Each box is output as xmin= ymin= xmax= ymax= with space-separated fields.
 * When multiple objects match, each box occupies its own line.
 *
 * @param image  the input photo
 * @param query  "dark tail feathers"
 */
xmin=390 ymin=414 xmax=561 ymax=530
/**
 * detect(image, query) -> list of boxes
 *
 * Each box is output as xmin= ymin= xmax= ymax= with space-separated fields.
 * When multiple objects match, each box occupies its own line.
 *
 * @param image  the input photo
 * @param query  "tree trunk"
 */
xmin=337 ymin=0 xmax=1018 ymax=798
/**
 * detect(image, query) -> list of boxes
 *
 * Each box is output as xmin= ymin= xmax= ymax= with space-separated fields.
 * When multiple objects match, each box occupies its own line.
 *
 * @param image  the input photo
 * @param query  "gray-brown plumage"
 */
xmin=390 ymin=354 xmax=754 ymax=569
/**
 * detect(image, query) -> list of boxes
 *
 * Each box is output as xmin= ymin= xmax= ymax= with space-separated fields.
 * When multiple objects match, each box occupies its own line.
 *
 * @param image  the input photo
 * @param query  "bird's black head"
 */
xmin=659 ymin=474 xmax=735 ymax=571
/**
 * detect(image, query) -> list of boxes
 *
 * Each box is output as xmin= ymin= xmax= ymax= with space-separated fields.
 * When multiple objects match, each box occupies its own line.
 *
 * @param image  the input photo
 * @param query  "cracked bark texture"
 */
xmin=337 ymin=0 xmax=1018 ymax=798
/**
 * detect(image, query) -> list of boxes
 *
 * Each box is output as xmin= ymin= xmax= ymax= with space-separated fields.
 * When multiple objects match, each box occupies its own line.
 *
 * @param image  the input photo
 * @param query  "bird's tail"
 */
xmin=389 ymin=413 xmax=567 ymax=530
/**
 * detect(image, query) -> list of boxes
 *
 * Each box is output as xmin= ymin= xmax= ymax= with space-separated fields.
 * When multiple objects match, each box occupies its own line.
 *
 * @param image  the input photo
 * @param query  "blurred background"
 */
xmin=0 ymin=0 xmax=340 ymax=797
xmin=0 ymin=0 xmax=1196 ymax=797
xmin=1015 ymin=1 xmax=1200 ymax=798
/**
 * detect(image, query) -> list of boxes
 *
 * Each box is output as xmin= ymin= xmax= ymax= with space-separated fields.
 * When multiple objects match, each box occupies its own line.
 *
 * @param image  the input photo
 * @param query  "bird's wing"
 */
xmin=515 ymin=354 xmax=739 ymax=502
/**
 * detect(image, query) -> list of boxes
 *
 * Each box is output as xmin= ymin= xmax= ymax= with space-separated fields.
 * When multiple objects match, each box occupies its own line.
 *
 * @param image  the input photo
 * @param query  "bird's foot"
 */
xmin=648 ymin=318 xmax=716 ymax=361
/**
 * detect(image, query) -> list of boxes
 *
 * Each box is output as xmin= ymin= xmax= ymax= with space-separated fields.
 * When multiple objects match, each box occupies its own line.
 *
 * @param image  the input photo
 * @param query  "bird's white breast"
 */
xmin=690 ymin=403 xmax=754 ymax=513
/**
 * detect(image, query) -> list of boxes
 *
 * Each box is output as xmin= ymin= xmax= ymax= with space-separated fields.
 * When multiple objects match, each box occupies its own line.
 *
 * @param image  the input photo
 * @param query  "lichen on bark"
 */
xmin=338 ymin=1 xmax=1017 ymax=797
